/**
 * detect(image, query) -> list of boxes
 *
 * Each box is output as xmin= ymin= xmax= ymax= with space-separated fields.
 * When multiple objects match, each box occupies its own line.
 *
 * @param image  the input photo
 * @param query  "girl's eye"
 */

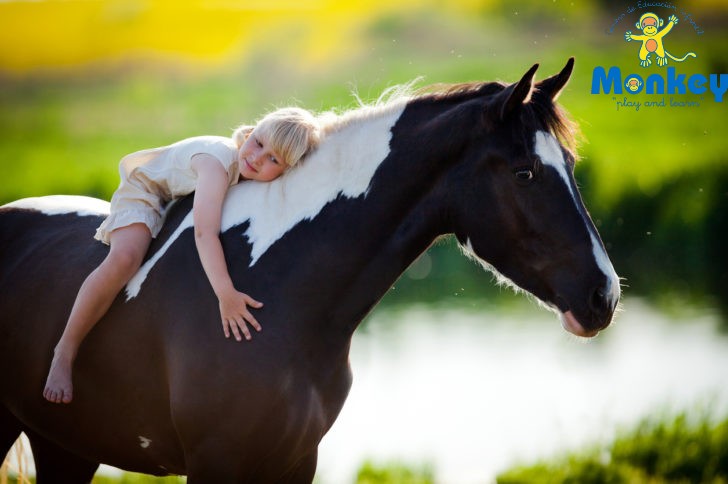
xmin=269 ymin=155 xmax=278 ymax=164
xmin=255 ymin=138 xmax=263 ymax=148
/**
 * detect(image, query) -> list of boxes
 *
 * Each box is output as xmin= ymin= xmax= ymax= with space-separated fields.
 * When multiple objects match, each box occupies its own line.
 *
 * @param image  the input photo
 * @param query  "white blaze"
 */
xmin=534 ymin=131 xmax=620 ymax=307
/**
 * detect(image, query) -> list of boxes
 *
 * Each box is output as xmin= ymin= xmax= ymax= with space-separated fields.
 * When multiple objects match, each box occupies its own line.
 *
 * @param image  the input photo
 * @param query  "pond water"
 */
xmin=6 ymin=299 xmax=728 ymax=483
xmin=315 ymin=298 xmax=728 ymax=483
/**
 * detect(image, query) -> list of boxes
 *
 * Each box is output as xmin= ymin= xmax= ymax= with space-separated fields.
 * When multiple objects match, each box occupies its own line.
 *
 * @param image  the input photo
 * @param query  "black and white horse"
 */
xmin=0 ymin=59 xmax=619 ymax=483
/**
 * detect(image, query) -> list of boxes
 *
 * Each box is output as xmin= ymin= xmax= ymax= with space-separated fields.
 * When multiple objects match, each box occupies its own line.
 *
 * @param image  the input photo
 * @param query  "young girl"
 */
xmin=43 ymin=107 xmax=321 ymax=404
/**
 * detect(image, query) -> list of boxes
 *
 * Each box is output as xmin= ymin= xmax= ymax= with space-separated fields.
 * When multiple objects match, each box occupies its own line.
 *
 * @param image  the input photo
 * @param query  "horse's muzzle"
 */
xmin=560 ymin=283 xmax=618 ymax=338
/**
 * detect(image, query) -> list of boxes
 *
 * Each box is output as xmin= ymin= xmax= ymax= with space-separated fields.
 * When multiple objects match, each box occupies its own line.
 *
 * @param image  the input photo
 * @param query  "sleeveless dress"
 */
xmin=95 ymin=136 xmax=240 ymax=245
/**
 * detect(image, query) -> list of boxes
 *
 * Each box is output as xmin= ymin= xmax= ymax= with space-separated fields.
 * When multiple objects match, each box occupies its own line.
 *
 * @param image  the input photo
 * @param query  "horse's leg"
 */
xmin=25 ymin=430 xmax=99 ymax=483
xmin=0 ymin=406 xmax=23 ymax=460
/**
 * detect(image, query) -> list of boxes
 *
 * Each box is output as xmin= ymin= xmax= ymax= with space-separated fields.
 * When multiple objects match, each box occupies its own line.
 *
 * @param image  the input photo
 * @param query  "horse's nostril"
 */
xmin=589 ymin=285 xmax=608 ymax=314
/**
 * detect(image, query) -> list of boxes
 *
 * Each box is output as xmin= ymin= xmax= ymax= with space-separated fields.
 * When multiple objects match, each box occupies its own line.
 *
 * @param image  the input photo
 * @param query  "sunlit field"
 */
xmin=1 ymin=1 xmax=725 ymax=204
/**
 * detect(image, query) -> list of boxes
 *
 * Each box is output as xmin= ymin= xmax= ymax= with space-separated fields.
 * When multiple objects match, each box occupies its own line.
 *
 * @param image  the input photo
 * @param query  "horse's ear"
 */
xmin=496 ymin=63 xmax=539 ymax=120
xmin=536 ymin=57 xmax=575 ymax=101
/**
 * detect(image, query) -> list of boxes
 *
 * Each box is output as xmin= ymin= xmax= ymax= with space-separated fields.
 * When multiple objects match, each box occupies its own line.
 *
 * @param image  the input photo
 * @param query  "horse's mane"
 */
xmin=316 ymin=79 xmax=579 ymax=157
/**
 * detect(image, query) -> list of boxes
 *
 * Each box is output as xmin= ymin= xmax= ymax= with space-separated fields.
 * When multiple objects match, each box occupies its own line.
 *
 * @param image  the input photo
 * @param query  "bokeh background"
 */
xmin=1 ymin=0 xmax=727 ymax=483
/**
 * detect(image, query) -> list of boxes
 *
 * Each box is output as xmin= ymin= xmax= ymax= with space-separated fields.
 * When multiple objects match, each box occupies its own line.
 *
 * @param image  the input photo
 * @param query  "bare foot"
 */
xmin=43 ymin=352 xmax=74 ymax=403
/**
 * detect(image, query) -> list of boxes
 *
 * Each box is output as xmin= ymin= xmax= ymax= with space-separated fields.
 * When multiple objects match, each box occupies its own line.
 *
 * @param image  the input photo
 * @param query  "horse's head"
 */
xmin=447 ymin=58 xmax=619 ymax=337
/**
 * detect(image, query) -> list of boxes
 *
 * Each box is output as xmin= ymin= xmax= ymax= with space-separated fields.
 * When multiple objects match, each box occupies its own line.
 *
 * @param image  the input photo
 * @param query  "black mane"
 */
xmin=413 ymin=80 xmax=579 ymax=155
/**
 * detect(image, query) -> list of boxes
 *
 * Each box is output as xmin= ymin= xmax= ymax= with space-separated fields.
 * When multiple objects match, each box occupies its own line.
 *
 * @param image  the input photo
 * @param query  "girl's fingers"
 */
xmin=236 ymin=317 xmax=251 ymax=341
xmin=221 ymin=297 xmax=263 ymax=341
xmin=243 ymin=312 xmax=262 ymax=332
xmin=224 ymin=317 xmax=243 ymax=341
xmin=243 ymin=294 xmax=263 ymax=308
xmin=230 ymin=317 xmax=244 ymax=342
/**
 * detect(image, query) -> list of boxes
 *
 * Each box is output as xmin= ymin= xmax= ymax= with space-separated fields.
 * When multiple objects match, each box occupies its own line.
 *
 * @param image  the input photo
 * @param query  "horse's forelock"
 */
xmin=528 ymin=89 xmax=580 ymax=158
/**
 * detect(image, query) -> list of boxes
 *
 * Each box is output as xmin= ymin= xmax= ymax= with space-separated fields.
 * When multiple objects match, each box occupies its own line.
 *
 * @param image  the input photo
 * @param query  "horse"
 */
xmin=0 ymin=58 xmax=619 ymax=483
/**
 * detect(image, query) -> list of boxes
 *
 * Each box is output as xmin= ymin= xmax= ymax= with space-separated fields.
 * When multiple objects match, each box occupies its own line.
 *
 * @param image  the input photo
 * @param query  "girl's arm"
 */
xmin=191 ymin=153 xmax=263 ymax=341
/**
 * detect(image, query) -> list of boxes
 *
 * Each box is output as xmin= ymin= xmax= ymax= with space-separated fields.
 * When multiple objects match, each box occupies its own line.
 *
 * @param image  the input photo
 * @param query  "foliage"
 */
xmin=0 ymin=474 xmax=185 ymax=484
xmin=496 ymin=412 xmax=728 ymax=484
xmin=4 ymin=412 xmax=727 ymax=482
xmin=355 ymin=460 xmax=435 ymax=484
xmin=92 ymin=474 xmax=185 ymax=484
xmin=581 ymin=163 xmax=728 ymax=319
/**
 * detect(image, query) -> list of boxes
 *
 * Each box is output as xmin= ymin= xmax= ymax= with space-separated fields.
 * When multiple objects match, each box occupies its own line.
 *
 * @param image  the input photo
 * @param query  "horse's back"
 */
xmin=0 ymin=195 xmax=108 ymax=276
xmin=0 ymin=194 xmax=349 ymax=477
xmin=0 ymin=197 xmax=108 ymax=389
xmin=0 ymin=196 xmax=108 ymax=309
xmin=0 ymin=197 xmax=189 ymax=472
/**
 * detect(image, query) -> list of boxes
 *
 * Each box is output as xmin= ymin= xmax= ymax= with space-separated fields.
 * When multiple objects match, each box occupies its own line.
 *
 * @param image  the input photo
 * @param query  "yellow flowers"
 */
xmin=0 ymin=0 xmax=489 ymax=74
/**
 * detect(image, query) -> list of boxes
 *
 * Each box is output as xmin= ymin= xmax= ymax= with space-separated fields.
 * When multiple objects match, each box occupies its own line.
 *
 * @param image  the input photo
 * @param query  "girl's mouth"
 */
xmin=244 ymin=160 xmax=258 ymax=173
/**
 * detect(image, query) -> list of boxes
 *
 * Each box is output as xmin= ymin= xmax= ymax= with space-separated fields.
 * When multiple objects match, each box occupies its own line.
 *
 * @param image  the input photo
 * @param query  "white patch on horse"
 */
xmin=2 ymin=195 xmax=110 ymax=217
xmin=590 ymin=232 xmax=621 ymax=307
xmin=138 ymin=436 xmax=152 ymax=449
xmin=534 ymin=131 xmax=620 ymax=308
xmin=534 ymin=131 xmax=576 ymax=201
xmin=125 ymin=103 xmax=407 ymax=299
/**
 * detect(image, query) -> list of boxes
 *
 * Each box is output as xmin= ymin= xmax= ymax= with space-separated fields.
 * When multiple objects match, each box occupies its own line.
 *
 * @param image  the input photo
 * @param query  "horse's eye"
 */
xmin=514 ymin=169 xmax=534 ymax=182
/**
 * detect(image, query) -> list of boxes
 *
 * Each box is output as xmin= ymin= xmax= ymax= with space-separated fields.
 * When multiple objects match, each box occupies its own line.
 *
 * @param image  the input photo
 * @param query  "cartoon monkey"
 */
xmin=625 ymin=13 xmax=696 ymax=67
xmin=625 ymin=76 xmax=642 ymax=92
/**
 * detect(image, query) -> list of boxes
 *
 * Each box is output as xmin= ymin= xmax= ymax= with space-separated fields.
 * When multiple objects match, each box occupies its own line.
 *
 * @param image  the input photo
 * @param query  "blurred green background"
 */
xmin=1 ymin=1 xmax=727 ymax=482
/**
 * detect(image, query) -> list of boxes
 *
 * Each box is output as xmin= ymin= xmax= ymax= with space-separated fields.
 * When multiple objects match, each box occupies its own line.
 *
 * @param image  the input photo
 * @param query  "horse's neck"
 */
xmin=220 ymin=105 xmax=404 ymax=265
xmin=305 ymin=109 xmax=456 ymax=337
xmin=221 ymin=101 xmax=454 ymax=341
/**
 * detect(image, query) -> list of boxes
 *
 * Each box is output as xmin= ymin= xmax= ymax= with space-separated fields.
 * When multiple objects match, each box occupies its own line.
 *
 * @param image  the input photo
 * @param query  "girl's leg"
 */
xmin=43 ymin=223 xmax=152 ymax=404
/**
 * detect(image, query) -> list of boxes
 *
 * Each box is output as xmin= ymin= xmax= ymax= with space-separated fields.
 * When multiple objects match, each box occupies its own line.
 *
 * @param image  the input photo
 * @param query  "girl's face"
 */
xmin=238 ymin=129 xmax=286 ymax=182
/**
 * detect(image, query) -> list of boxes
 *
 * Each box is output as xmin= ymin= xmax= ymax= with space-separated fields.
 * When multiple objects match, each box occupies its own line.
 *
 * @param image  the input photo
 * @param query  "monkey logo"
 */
xmin=625 ymin=76 xmax=642 ymax=93
xmin=625 ymin=13 xmax=697 ymax=67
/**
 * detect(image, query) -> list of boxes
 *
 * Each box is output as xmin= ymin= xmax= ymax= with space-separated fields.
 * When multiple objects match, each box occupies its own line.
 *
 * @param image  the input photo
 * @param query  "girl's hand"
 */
xmin=218 ymin=288 xmax=263 ymax=341
xmin=190 ymin=154 xmax=264 ymax=342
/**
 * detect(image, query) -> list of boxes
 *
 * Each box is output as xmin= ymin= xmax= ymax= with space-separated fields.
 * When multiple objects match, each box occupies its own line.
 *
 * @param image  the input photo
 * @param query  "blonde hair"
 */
xmin=232 ymin=107 xmax=321 ymax=168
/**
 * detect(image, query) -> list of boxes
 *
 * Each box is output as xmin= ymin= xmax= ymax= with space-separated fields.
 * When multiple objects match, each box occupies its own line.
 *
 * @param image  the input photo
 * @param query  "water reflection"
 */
xmin=317 ymin=299 xmax=728 ymax=483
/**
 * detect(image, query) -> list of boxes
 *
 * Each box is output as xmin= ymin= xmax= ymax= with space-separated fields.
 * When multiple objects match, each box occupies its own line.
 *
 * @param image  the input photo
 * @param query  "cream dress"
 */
xmin=95 ymin=136 xmax=240 ymax=245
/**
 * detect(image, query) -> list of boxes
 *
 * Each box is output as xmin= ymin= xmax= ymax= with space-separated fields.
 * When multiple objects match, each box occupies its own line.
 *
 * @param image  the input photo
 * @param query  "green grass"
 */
xmin=2 ymin=8 xmax=724 ymax=206
xmin=0 ymin=473 xmax=185 ymax=484
xmin=2 ymin=5 xmax=725 ymax=210
xmin=92 ymin=474 xmax=185 ymax=484
xmin=3 ymin=411 xmax=727 ymax=483
xmin=496 ymin=411 xmax=728 ymax=484
xmin=355 ymin=460 xmax=435 ymax=484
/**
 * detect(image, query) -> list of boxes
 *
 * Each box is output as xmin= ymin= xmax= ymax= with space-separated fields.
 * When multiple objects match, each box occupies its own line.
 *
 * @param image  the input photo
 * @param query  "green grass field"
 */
xmin=2 ymin=7 xmax=725 ymax=207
